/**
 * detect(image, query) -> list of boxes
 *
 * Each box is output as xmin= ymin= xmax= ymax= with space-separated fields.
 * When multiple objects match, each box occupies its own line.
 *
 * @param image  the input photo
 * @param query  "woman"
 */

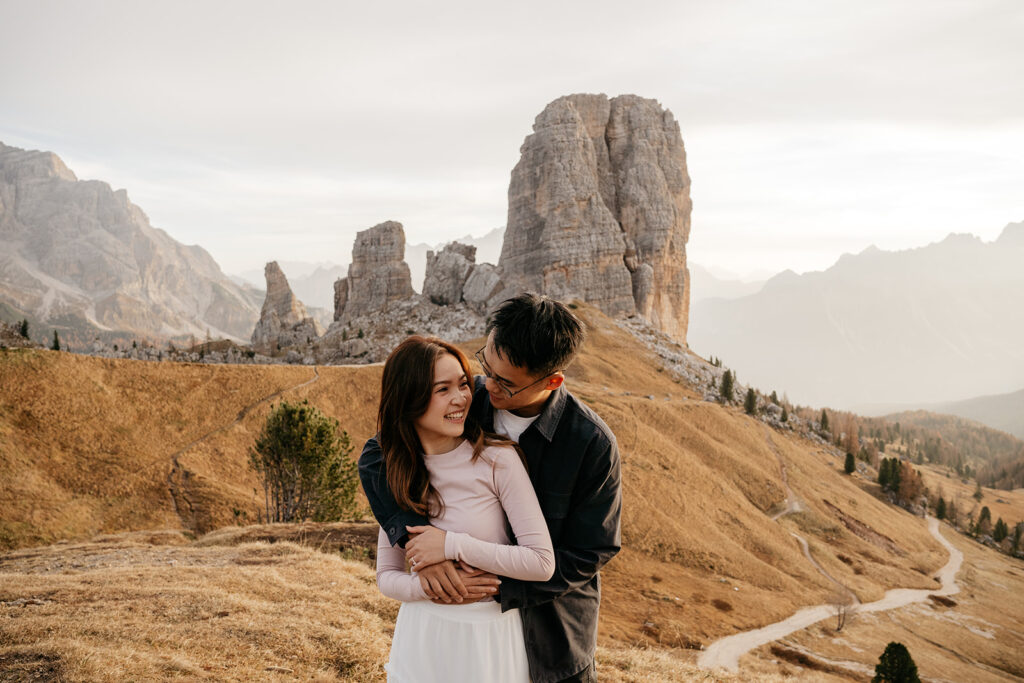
xmin=374 ymin=336 xmax=554 ymax=683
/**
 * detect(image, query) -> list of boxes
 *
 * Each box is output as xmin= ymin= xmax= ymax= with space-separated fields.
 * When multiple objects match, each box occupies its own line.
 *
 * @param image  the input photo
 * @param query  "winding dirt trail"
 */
xmin=697 ymin=427 xmax=965 ymax=673
xmin=762 ymin=427 xmax=854 ymax=603
xmin=167 ymin=366 xmax=322 ymax=530
xmin=697 ymin=517 xmax=962 ymax=671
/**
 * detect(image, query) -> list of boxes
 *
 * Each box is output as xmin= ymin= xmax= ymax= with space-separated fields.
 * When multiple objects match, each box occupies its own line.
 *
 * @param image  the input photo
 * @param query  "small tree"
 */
xmin=993 ymin=517 xmax=1008 ymax=543
xmin=878 ymin=458 xmax=891 ymax=489
xmin=935 ymin=497 xmax=946 ymax=520
xmin=780 ymin=406 xmax=788 ymax=422
xmin=973 ymin=480 xmax=983 ymax=501
xmin=769 ymin=390 xmax=779 ymax=405
xmin=720 ymin=370 xmax=734 ymax=404
xmin=744 ymin=388 xmax=757 ymax=415
xmin=975 ymin=506 xmax=992 ymax=537
xmin=51 ymin=330 xmax=60 ymax=351
xmin=18 ymin=319 xmax=29 ymax=338
xmin=828 ymin=589 xmax=856 ymax=631
xmin=820 ymin=409 xmax=830 ymax=434
xmin=845 ymin=452 xmax=856 ymax=474
xmin=1013 ymin=522 xmax=1023 ymax=554
xmin=249 ymin=400 xmax=359 ymax=523
xmin=873 ymin=641 xmax=920 ymax=683
xmin=896 ymin=461 xmax=923 ymax=506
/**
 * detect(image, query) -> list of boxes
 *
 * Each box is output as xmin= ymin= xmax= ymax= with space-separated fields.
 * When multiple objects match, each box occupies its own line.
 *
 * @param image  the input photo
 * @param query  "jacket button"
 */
xmin=389 ymin=527 xmax=396 ymax=534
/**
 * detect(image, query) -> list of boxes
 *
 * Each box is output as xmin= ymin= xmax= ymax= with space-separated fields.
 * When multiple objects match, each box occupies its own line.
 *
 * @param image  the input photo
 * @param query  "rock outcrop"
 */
xmin=423 ymin=242 xmax=476 ymax=306
xmin=499 ymin=94 xmax=691 ymax=342
xmin=251 ymin=262 xmax=325 ymax=354
xmin=333 ymin=221 xmax=415 ymax=322
xmin=318 ymin=227 xmax=486 ymax=364
xmin=0 ymin=142 xmax=262 ymax=342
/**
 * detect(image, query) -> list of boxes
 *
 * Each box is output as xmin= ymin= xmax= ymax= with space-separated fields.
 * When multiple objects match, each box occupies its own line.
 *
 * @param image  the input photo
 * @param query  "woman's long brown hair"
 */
xmin=378 ymin=336 xmax=521 ymax=517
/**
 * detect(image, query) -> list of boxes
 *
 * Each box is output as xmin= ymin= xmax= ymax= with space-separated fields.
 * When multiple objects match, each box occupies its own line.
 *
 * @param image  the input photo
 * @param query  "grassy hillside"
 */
xmin=0 ymin=306 xmax=950 ymax=648
xmin=26 ymin=306 xmax=1024 ymax=681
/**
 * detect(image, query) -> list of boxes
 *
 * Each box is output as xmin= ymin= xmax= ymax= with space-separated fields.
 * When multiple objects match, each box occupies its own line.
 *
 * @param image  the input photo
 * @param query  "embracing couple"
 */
xmin=359 ymin=293 xmax=622 ymax=682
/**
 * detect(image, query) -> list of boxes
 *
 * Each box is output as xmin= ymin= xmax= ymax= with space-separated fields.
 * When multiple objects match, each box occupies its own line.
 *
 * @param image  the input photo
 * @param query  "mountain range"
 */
xmin=0 ymin=142 xmax=261 ymax=345
xmin=688 ymin=224 xmax=1024 ymax=410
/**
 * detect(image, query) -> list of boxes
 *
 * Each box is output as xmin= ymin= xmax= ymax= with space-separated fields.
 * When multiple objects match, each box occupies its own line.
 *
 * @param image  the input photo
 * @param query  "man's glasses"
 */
xmin=474 ymin=347 xmax=551 ymax=398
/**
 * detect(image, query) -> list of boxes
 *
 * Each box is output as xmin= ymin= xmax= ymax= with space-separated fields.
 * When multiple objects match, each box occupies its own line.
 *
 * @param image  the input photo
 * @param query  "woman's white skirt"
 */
xmin=386 ymin=599 xmax=530 ymax=683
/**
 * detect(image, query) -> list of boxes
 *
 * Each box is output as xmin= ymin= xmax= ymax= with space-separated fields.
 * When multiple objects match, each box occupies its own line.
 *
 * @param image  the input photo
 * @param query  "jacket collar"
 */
xmin=474 ymin=375 xmax=566 ymax=443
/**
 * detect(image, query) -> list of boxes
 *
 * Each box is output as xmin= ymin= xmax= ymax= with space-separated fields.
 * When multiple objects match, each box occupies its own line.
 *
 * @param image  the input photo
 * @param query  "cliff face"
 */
xmin=499 ymin=94 xmax=691 ymax=342
xmin=0 ymin=142 xmax=261 ymax=341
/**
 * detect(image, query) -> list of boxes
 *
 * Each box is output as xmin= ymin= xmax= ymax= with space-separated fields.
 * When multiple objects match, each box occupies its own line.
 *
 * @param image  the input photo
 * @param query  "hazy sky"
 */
xmin=2 ymin=0 xmax=1022 ymax=279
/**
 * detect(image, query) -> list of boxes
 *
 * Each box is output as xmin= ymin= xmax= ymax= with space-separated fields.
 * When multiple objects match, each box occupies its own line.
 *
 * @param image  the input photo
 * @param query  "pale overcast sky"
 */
xmin=2 ymin=0 xmax=1022 ymax=279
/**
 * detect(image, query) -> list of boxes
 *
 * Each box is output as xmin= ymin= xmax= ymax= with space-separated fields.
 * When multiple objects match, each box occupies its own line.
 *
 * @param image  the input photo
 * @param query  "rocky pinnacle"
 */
xmin=500 ymin=94 xmax=691 ymax=343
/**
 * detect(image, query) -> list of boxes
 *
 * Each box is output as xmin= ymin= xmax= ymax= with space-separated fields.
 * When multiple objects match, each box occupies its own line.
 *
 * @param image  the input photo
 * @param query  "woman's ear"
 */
xmin=545 ymin=374 xmax=565 ymax=390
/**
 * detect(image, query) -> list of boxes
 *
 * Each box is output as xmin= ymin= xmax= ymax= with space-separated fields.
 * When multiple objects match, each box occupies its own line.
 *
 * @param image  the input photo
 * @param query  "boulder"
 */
xmin=423 ymin=242 xmax=476 ymax=306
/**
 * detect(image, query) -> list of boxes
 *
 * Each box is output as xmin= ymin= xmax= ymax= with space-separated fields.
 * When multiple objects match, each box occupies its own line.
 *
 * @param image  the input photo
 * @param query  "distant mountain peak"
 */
xmin=0 ymin=142 xmax=77 ymax=182
xmin=996 ymin=220 xmax=1024 ymax=246
xmin=938 ymin=232 xmax=983 ymax=246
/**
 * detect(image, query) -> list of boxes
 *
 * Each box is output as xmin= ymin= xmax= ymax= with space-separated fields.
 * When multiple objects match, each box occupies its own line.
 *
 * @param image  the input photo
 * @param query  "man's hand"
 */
xmin=419 ymin=561 xmax=500 ymax=605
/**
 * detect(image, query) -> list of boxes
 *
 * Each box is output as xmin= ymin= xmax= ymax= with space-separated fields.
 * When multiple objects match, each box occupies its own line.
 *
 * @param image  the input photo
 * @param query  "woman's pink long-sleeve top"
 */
xmin=376 ymin=440 xmax=555 ymax=602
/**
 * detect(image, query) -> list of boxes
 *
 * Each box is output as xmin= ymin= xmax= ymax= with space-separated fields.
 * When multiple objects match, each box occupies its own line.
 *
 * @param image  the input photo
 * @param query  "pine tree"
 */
xmin=993 ymin=518 xmax=1008 ymax=543
xmin=845 ymin=452 xmax=855 ymax=475
xmin=973 ymin=480 xmax=983 ymax=501
xmin=744 ymin=388 xmax=757 ymax=415
xmin=976 ymin=506 xmax=992 ymax=536
xmin=1013 ymin=522 xmax=1023 ymax=554
xmin=249 ymin=400 xmax=359 ymax=523
xmin=770 ymin=390 xmax=779 ymax=405
xmin=878 ymin=459 xmax=890 ymax=489
xmin=18 ymin=319 xmax=29 ymax=338
xmin=873 ymin=641 xmax=920 ymax=683
xmin=935 ymin=497 xmax=946 ymax=520
xmin=51 ymin=330 xmax=60 ymax=351
xmin=820 ymin=409 xmax=830 ymax=433
xmin=781 ymin=406 xmax=789 ymax=422
xmin=720 ymin=370 xmax=734 ymax=404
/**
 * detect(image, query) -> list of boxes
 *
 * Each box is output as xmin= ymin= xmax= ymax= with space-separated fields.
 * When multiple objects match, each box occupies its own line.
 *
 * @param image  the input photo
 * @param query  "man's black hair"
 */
xmin=486 ymin=292 xmax=585 ymax=377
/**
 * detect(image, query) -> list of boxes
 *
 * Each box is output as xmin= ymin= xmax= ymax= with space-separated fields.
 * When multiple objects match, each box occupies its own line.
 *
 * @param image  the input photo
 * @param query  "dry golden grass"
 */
xmin=0 ymin=529 xmax=395 ymax=681
xmin=0 ymin=527 xmax=828 ymax=682
xmin=777 ymin=523 xmax=1024 ymax=682
xmin=4 ymin=304 xmax=1012 ymax=680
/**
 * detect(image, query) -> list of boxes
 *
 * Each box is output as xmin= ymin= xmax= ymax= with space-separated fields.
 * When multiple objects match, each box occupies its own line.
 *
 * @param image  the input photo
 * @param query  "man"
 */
xmin=359 ymin=292 xmax=622 ymax=683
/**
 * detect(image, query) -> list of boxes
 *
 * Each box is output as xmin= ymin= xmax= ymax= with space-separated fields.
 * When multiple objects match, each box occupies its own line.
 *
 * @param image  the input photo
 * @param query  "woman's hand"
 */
xmin=405 ymin=525 xmax=447 ymax=569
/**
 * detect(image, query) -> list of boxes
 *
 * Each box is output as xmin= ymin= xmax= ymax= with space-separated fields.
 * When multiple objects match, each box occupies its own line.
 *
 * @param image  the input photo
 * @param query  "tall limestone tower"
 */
xmin=499 ymin=94 xmax=691 ymax=343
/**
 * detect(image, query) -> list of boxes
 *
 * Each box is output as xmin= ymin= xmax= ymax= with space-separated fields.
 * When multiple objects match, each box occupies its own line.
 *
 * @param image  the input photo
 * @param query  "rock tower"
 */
xmin=499 ymin=94 xmax=691 ymax=342
xmin=251 ymin=262 xmax=324 ymax=354
xmin=334 ymin=221 xmax=415 ymax=322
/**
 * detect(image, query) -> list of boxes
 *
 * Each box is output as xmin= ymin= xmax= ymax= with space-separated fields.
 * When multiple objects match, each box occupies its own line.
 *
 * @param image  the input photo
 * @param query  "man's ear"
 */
xmin=545 ymin=373 xmax=565 ymax=390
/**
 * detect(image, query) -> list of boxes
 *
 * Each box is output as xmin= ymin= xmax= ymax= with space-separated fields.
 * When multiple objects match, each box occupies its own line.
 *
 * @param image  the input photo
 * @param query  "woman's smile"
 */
xmin=414 ymin=353 xmax=472 ymax=454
